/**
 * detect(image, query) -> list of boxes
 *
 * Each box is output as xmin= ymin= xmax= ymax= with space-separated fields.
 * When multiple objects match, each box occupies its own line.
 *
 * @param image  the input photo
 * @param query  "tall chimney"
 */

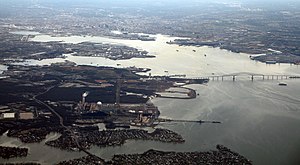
xmin=82 ymin=96 xmax=86 ymax=104
xmin=82 ymin=92 xmax=89 ymax=104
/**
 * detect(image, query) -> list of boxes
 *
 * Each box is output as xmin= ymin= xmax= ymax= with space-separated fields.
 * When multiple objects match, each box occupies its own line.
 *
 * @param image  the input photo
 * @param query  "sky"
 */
xmin=0 ymin=0 xmax=299 ymax=12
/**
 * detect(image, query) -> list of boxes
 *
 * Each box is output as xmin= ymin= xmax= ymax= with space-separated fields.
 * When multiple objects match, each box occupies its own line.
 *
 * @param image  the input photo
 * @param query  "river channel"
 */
xmin=1 ymin=32 xmax=300 ymax=165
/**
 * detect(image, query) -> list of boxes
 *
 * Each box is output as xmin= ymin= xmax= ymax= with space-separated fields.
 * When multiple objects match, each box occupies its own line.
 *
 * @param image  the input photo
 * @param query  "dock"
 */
xmin=157 ymin=118 xmax=221 ymax=124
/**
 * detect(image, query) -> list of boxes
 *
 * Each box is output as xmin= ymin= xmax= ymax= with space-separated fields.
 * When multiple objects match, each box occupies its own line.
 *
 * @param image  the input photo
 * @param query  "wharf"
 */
xmin=157 ymin=118 xmax=221 ymax=124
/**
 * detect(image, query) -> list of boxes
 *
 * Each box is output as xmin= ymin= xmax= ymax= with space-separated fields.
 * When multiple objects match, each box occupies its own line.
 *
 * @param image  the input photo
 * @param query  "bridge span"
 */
xmin=164 ymin=72 xmax=300 ymax=83
xmin=207 ymin=72 xmax=300 ymax=81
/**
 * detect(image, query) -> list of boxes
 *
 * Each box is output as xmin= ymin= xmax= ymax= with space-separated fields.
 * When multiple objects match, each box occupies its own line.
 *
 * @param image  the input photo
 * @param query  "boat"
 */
xmin=266 ymin=60 xmax=276 ymax=64
xmin=278 ymin=82 xmax=287 ymax=86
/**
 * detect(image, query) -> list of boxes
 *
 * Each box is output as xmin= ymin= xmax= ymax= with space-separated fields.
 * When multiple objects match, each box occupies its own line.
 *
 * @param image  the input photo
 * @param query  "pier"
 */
xmin=157 ymin=118 xmax=221 ymax=124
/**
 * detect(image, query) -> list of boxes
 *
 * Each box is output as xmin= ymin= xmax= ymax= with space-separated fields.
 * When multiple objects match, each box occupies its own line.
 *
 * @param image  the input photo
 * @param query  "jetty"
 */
xmin=157 ymin=118 xmax=221 ymax=124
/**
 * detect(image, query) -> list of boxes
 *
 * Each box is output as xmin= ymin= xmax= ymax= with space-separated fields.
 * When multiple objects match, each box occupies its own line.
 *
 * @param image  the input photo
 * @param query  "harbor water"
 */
xmin=1 ymin=32 xmax=300 ymax=165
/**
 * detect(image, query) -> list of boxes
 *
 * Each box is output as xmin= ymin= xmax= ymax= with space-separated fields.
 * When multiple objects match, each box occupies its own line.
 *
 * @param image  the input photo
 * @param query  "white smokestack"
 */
xmin=82 ymin=91 xmax=89 ymax=104
xmin=82 ymin=91 xmax=89 ymax=97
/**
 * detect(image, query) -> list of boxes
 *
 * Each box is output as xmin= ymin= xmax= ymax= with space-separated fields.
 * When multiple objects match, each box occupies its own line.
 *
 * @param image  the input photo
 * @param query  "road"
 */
xmin=31 ymin=86 xmax=105 ymax=162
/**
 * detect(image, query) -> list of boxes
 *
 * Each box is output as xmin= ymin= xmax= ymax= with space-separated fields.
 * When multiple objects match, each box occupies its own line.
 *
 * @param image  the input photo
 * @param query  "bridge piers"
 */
xmin=207 ymin=74 xmax=295 ymax=82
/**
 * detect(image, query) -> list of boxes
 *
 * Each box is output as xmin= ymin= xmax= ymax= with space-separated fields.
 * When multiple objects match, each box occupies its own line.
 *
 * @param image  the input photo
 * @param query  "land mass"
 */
xmin=0 ymin=63 xmax=212 ymax=163
xmin=1 ymin=1 xmax=300 ymax=63
xmin=58 ymin=145 xmax=252 ymax=165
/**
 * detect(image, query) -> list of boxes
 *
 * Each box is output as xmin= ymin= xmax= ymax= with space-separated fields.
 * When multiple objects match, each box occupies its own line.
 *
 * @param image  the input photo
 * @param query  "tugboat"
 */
xmin=278 ymin=82 xmax=287 ymax=86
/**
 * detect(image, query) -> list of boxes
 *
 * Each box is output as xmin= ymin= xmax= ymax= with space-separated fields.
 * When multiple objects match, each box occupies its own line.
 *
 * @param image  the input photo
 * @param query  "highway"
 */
xmin=31 ymin=87 xmax=105 ymax=162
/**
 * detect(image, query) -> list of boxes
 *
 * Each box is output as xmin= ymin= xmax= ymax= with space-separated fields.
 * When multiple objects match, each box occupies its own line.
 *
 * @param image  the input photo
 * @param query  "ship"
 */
xmin=266 ymin=60 xmax=277 ymax=64
xmin=278 ymin=82 xmax=287 ymax=86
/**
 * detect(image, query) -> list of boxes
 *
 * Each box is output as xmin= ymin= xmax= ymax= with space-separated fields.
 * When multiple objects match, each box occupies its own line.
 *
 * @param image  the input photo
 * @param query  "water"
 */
xmin=1 ymin=32 xmax=300 ymax=165
xmin=27 ymin=34 xmax=299 ymax=76
xmin=0 ymin=64 xmax=8 ymax=74
xmin=0 ymin=132 xmax=85 ymax=164
xmin=154 ymin=81 xmax=300 ymax=165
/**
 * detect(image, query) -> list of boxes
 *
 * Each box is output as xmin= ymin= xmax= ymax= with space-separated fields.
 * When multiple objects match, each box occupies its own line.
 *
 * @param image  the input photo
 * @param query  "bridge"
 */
xmin=165 ymin=72 xmax=300 ymax=83
xmin=206 ymin=72 xmax=300 ymax=81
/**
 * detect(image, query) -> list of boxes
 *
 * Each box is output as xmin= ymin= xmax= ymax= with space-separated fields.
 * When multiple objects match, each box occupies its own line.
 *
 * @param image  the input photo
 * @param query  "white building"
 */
xmin=1 ymin=112 xmax=15 ymax=119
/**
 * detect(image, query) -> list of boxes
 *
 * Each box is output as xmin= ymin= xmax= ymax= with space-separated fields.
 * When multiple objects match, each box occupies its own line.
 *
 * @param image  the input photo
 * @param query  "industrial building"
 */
xmin=19 ymin=112 xmax=34 ymax=120
xmin=1 ymin=112 xmax=15 ymax=119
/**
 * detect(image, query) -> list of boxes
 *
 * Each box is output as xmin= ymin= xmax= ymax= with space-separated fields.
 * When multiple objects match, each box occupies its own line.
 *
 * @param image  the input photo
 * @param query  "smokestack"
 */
xmin=82 ymin=91 xmax=89 ymax=104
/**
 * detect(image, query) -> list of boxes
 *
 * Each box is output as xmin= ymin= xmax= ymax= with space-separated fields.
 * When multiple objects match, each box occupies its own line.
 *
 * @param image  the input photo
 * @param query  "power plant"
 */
xmin=75 ymin=86 xmax=160 ymax=127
